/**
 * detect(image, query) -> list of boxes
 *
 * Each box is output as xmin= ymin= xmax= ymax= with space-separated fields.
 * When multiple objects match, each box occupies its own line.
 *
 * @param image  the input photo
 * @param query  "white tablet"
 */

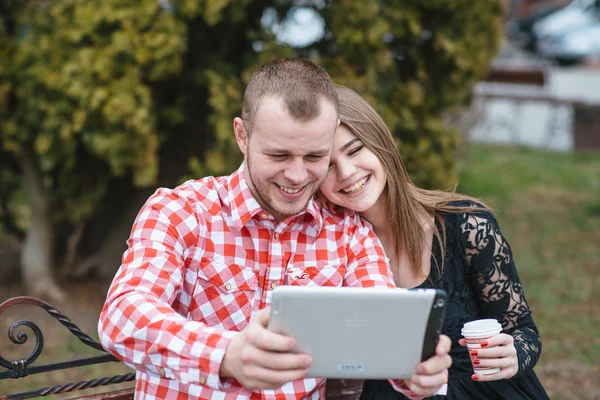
xmin=267 ymin=286 xmax=447 ymax=379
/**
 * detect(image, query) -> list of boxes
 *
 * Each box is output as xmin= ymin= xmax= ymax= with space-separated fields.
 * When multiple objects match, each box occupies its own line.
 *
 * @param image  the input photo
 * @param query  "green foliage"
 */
xmin=325 ymin=0 xmax=503 ymax=188
xmin=458 ymin=144 xmax=600 ymax=371
xmin=1 ymin=0 xmax=187 ymax=224
xmin=0 ymin=0 xmax=502 ymax=246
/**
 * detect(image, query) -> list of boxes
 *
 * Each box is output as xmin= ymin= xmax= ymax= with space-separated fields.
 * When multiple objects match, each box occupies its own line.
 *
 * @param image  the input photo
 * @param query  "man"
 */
xmin=98 ymin=59 xmax=450 ymax=399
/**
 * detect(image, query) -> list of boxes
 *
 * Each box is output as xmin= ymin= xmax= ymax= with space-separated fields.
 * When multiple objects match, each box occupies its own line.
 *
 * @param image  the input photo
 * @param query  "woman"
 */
xmin=322 ymin=86 xmax=548 ymax=399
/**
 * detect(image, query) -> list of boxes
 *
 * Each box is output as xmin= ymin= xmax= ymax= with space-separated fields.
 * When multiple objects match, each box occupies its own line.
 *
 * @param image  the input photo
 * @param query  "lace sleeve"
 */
xmin=459 ymin=210 xmax=542 ymax=377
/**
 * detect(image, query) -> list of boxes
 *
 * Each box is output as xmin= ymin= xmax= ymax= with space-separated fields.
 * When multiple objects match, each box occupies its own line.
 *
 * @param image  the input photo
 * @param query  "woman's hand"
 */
xmin=459 ymin=333 xmax=519 ymax=381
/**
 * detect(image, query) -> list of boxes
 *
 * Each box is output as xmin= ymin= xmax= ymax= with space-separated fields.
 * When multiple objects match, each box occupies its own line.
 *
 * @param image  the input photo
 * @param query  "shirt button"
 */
xmin=271 ymin=282 xmax=278 ymax=289
xmin=158 ymin=367 xmax=166 ymax=377
xmin=261 ymin=214 xmax=269 ymax=219
xmin=199 ymin=376 xmax=206 ymax=385
xmin=273 ymin=232 xmax=279 ymax=240
xmin=224 ymin=283 xmax=232 ymax=291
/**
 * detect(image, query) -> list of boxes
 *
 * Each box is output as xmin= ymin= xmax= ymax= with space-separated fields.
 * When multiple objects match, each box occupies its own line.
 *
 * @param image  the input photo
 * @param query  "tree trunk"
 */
xmin=71 ymin=185 xmax=155 ymax=282
xmin=20 ymin=147 xmax=66 ymax=302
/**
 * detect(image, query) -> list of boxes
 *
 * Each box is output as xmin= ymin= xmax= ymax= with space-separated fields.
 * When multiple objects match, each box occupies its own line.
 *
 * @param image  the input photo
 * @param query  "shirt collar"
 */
xmin=228 ymin=163 xmax=323 ymax=235
xmin=228 ymin=164 xmax=264 ymax=229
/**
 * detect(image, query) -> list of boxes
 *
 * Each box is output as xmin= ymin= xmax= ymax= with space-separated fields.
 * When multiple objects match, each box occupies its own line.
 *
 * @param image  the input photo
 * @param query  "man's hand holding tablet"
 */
xmin=220 ymin=307 xmax=313 ymax=390
xmin=392 ymin=334 xmax=452 ymax=397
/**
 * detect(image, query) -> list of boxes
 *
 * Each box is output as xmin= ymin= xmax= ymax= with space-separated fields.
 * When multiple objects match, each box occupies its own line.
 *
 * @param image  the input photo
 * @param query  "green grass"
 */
xmin=457 ymin=144 xmax=600 ymax=368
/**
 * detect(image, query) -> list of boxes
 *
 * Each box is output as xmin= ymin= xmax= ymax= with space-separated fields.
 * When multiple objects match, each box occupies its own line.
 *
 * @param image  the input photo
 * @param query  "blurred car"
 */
xmin=536 ymin=23 xmax=600 ymax=64
xmin=531 ymin=0 xmax=600 ymax=46
xmin=506 ymin=1 xmax=570 ymax=50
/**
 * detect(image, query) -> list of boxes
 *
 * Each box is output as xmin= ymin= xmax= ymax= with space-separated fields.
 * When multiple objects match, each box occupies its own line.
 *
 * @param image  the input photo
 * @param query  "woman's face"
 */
xmin=320 ymin=125 xmax=387 ymax=213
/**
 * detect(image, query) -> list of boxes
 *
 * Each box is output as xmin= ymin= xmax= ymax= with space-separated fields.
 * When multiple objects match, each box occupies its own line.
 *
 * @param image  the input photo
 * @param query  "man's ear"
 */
xmin=233 ymin=117 xmax=248 ymax=155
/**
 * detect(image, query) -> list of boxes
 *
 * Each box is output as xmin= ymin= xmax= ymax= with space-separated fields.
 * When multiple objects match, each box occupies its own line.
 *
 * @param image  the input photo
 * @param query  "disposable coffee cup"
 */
xmin=461 ymin=319 xmax=502 ymax=375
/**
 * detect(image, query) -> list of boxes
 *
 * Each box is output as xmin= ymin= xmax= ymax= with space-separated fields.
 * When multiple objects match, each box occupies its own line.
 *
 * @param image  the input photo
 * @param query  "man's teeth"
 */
xmin=280 ymin=185 xmax=302 ymax=194
xmin=342 ymin=176 xmax=369 ymax=194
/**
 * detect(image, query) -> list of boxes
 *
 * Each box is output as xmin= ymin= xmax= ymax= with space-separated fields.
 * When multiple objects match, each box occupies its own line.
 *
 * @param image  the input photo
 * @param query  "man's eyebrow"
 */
xmin=309 ymin=148 xmax=331 ymax=156
xmin=261 ymin=148 xmax=330 ymax=155
xmin=339 ymin=138 xmax=360 ymax=152
xmin=262 ymin=148 xmax=288 ymax=154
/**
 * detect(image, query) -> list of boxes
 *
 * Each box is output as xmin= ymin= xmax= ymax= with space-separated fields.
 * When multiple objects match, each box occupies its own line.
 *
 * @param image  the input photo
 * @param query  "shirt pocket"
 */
xmin=189 ymin=259 xmax=258 ymax=331
xmin=285 ymin=260 xmax=346 ymax=287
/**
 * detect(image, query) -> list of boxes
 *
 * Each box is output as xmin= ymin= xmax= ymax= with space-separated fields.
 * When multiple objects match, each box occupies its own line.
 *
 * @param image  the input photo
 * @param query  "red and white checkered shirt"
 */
xmin=98 ymin=164 xmax=397 ymax=399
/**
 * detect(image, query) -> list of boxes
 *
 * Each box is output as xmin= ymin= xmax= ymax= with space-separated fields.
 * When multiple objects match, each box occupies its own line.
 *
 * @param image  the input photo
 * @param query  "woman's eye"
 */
xmin=348 ymin=145 xmax=363 ymax=156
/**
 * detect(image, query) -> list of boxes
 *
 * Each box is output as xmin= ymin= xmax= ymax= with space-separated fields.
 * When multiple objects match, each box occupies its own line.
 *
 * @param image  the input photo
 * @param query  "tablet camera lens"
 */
xmin=436 ymin=298 xmax=445 ymax=308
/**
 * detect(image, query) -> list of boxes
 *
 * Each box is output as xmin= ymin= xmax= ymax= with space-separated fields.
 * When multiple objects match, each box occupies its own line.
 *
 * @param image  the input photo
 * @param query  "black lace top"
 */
xmin=332 ymin=201 xmax=549 ymax=399
xmin=415 ymin=201 xmax=541 ymax=378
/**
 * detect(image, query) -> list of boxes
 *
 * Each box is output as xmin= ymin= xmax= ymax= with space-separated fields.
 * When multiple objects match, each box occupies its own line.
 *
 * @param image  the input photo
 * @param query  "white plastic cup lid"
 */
xmin=461 ymin=319 xmax=502 ymax=338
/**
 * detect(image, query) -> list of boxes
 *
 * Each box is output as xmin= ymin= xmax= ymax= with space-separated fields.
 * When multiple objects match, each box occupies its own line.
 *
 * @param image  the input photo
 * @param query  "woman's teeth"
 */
xmin=342 ymin=176 xmax=369 ymax=194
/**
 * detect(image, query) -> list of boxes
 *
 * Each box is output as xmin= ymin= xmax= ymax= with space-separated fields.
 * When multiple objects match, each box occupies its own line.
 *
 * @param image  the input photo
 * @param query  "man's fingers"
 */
xmin=242 ymin=346 xmax=312 ymax=371
xmin=409 ymin=371 xmax=448 ymax=395
xmin=416 ymin=353 xmax=452 ymax=375
xmin=436 ymin=334 xmax=452 ymax=355
xmin=247 ymin=318 xmax=296 ymax=352
xmin=240 ymin=364 xmax=310 ymax=390
xmin=254 ymin=307 xmax=271 ymax=327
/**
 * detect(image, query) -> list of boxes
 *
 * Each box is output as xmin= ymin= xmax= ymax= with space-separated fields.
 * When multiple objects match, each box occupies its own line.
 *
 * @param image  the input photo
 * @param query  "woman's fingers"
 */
xmin=478 ymin=333 xmax=513 ymax=347
xmin=474 ymin=355 xmax=516 ymax=369
xmin=469 ymin=333 xmax=519 ymax=381
xmin=472 ymin=368 xmax=517 ymax=382
xmin=472 ymin=344 xmax=516 ymax=359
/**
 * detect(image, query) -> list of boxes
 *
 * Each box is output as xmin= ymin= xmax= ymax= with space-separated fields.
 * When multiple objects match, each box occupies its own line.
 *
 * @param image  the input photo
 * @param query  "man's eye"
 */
xmin=270 ymin=154 xmax=287 ymax=159
xmin=306 ymin=154 xmax=325 ymax=161
xmin=348 ymin=146 xmax=363 ymax=156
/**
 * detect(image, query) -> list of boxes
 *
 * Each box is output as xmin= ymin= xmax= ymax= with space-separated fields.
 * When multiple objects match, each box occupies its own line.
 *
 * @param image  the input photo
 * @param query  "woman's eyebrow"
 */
xmin=339 ymin=138 xmax=360 ymax=152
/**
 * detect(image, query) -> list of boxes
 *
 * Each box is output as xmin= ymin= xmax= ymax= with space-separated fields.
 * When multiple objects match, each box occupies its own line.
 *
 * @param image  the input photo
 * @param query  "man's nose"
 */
xmin=284 ymin=157 xmax=308 ymax=184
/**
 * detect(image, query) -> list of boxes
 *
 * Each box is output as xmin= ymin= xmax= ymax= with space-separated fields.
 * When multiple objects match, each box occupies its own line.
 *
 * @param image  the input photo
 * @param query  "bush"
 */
xmin=0 ymin=0 xmax=502 ymax=285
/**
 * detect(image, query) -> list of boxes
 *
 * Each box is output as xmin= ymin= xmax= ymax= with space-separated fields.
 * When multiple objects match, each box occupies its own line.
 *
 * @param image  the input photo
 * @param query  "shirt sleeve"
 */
xmin=460 ymin=209 xmax=542 ymax=377
xmin=98 ymin=188 xmax=236 ymax=390
xmin=343 ymin=214 xmax=396 ymax=288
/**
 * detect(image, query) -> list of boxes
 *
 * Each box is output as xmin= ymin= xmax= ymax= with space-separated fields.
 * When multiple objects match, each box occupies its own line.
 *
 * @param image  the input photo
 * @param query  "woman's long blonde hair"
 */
xmin=336 ymin=85 xmax=490 ymax=280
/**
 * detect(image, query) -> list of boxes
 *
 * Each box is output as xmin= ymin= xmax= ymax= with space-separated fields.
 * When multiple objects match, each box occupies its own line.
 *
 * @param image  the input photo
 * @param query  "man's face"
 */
xmin=234 ymin=96 xmax=338 ymax=222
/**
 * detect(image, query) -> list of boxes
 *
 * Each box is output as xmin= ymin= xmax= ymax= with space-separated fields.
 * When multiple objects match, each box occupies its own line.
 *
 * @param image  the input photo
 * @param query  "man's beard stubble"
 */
xmin=246 ymin=153 xmax=276 ymax=217
xmin=245 ymin=153 xmax=321 ymax=220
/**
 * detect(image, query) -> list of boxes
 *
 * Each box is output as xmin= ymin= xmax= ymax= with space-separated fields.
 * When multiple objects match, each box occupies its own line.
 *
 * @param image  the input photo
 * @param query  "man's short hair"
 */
xmin=242 ymin=58 xmax=339 ymax=134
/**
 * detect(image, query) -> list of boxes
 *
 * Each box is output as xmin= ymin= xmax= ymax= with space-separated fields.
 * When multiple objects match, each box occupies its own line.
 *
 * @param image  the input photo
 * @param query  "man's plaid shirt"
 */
xmin=98 ymin=164 xmax=397 ymax=399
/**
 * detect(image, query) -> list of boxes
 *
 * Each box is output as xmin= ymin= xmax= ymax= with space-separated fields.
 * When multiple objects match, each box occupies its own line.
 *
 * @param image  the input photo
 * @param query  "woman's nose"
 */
xmin=336 ymin=160 xmax=355 ymax=181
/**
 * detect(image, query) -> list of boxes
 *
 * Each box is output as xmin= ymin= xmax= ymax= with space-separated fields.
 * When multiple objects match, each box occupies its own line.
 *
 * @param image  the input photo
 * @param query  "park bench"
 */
xmin=473 ymin=64 xmax=600 ymax=150
xmin=0 ymin=296 xmax=134 ymax=400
